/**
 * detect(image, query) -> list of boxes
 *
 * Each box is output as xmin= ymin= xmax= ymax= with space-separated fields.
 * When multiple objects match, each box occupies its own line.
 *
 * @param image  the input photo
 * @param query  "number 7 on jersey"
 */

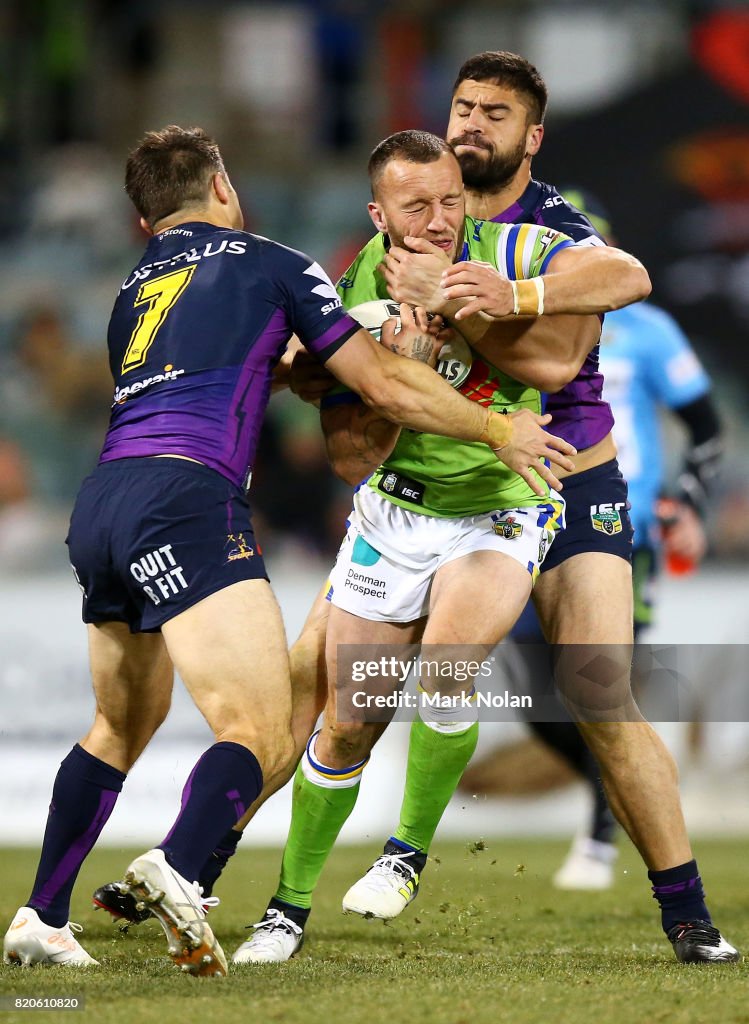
xmin=122 ymin=265 xmax=196 ymax=374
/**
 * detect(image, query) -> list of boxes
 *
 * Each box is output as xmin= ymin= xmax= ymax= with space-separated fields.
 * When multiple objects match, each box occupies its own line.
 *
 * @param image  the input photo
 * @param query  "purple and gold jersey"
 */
xmin=100 ymin=222 xmax=359 ymax=488
xmin=491 ymin=180 xmax=615 ymax=453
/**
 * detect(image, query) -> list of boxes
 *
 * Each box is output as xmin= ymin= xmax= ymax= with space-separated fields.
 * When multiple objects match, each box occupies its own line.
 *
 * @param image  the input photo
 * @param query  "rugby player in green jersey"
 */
xmin=230 ymin=131 xmax=651 ymax=964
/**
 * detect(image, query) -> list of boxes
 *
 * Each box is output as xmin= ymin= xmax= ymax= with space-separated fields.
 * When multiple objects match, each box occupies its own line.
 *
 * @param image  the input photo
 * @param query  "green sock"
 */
xmin=394 ymin=718 xmax=479 ymax=852
xmin=274 ymin=761 xmax=361 ymax=909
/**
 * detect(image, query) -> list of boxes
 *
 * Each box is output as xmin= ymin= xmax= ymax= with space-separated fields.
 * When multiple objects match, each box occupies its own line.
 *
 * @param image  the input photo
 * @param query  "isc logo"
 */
xmin=590 ymin=502 xmax=626 ymax=515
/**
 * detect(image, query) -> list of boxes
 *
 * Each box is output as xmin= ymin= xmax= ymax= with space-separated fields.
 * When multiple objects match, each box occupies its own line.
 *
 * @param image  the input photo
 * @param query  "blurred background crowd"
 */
xmin=0 ymin=0 xmax=747 ymax=575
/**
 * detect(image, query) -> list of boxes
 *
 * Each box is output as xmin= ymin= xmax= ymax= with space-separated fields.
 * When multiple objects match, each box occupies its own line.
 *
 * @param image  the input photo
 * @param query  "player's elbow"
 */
xmin=355 ymin=373 xmax=409 ymax=423
xmin=328 ymin=452 xmax=368 ymax=488
xmin=627 ymin=263 xmax=652 ymax=304
xmin=534 ymin=360 xmax=581 ymax=393
xmin=541 ymin=319 xmax=602 ymax=391
xmin=534 ymin=328 xmax=598 ymax=393
xmin=537 ymin=371 xmax=570 ymax=394
xmin=610 ymin=260 xmax=651 ymax=310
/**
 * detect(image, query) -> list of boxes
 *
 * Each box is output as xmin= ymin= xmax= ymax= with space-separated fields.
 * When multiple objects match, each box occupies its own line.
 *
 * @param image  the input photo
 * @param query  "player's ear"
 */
xmin=368 ymin=201 xmax=387 ymax=234
xmin=213 ymin=171 xmax=231 ymax=205
xmin=139 ymin=216 xmax=154 ymax=236
xmin=526 ymin=122 xmax=544 ymax=158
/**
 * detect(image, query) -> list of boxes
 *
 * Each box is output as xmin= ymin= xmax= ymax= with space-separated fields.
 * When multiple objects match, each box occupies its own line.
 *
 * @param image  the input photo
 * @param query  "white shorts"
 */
xmin=327 ymin=486 xmax=565 ymax=623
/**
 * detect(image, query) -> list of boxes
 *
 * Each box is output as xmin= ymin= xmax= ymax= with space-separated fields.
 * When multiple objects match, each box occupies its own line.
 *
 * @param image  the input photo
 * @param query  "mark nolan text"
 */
xmin=350 ymin=691 xmax=532 ymax=709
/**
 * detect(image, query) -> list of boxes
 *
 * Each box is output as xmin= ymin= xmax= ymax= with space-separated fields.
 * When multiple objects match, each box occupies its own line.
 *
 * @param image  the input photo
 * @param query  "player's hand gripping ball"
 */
xmin=348 ymin=299 xmax=472 ymax=388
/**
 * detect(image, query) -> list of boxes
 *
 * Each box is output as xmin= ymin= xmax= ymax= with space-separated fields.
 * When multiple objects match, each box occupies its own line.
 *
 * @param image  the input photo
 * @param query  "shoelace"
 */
xmin=669 ymin=921 xmax=722 ymax=947
xmin=68 ymin=922 xmax=83 ymax=935
xmin=247 ymin=908 xmax=303 ymax=937
xmin=192 ymin=883 xmax=220 ymax=915
xmin=369 ymin=852 xmax=418 ymax=882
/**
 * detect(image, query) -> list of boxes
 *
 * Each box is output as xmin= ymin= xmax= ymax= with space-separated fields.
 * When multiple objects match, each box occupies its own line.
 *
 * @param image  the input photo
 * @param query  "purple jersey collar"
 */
xmin=488 ymin=180 xmax=544 ymax=224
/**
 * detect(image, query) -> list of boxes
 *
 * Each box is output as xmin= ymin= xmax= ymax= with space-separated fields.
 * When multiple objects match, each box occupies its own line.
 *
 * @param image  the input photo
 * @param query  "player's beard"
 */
xmin=451 ymin=134 xmax=527 ymax=193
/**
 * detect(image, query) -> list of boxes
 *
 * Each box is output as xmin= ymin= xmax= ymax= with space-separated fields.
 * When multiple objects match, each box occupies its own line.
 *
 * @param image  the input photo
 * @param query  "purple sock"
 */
xmin=198 ymin=827 xmax=243 ymax=897
xmin=28 ymin=744 xmax=125 ymax=927
xmin=159 ymin=742 xmax=262 ymax=882
xmin=649 ymin=859 xmax=711 ymax=933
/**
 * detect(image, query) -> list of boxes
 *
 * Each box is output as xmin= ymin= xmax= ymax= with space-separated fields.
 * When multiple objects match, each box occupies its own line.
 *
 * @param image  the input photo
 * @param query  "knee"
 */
xmin=224 ymin=729 xmax=296 ymax=786
xmin=319 ymin=721 xmax=371 ymax=766
xmin=289 ymin=632 xmax=327 ymax=704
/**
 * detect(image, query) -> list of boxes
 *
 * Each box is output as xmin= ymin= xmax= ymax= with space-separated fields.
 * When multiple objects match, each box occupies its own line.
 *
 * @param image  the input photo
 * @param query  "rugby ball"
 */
xmin=347 ymin=299 xmax=473 ymax=389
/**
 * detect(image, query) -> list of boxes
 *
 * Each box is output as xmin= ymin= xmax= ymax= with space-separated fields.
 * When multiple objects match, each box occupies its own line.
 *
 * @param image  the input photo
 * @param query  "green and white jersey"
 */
xmin=331 ymin=217 xmax=573 ymax=517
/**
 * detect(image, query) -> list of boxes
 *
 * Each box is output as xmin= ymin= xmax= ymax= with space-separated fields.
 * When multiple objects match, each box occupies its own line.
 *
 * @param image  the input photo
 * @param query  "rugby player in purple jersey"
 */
xmin=379 ymin=51 xmax=738 ymax=963
xmin=2 ymin=124 xmax=575 ymax=977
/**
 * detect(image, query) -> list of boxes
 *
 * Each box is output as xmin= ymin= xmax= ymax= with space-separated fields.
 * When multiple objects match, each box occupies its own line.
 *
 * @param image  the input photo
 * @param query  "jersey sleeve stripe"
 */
xmin=308 ymin=317 xmax=361 ymax=361
xmin=501 ymin=225 xmax=519 ymax=280
xmin=494 ymin=225 xmax=509 ymax=278
xmin=538 ymin=238 xmax=574 ymax=274
xmin=515 ymin=224 xmax=533 ymax=279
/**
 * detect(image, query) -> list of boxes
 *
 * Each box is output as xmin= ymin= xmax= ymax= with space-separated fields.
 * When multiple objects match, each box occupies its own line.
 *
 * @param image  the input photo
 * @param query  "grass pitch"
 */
xmin=0 ymin=839 xmax=746 ymax=1024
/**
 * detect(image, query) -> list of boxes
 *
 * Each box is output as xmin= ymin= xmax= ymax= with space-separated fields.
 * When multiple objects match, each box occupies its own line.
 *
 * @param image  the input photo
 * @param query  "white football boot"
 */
xmin=232 ymin=908 xmax=304 ymax=964
xmin=553 ymin=836 xmax=618 ymax=891
xmin=121 ymin=848 xmax=227 ymax=977
xmin=3 ymin=907 xmax=98 ymax=966
xmin=342 ymin=849 xmax=421 ymax=920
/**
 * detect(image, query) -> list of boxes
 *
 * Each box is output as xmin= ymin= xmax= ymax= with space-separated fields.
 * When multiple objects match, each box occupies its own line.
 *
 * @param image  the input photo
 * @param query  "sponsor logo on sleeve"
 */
xmin=304 ymin=262 xmax=342 ymax=313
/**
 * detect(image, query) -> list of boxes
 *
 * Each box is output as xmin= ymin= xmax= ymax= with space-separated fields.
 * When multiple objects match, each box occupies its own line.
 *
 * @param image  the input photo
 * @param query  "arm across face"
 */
xmin=378 ymin=233 xmax=649 ymax=394
xmin=442 ymin=243 xmax=651 ymax=319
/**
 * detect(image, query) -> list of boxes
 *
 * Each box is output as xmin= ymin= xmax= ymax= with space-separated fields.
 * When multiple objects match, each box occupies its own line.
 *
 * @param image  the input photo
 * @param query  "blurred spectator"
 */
xmin=0 ymin=304 xmax=111 ymax=507
xmin=713 ymin=477 xmax=749 ymax=559
xmin=28 ymin=143 xmax=133 ymax=263
xmin=252 ymin=391 xmax=350 ymax=561
xmin=0 ymin=436 xmax=64 ymax=573
xmin=15 ymin=305 xmax=111 ymax=422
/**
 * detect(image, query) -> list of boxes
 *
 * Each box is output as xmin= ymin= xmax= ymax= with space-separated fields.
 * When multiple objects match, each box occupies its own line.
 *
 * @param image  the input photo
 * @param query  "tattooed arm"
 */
xmin=321 ymin=307 xmax=442 ymax=486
